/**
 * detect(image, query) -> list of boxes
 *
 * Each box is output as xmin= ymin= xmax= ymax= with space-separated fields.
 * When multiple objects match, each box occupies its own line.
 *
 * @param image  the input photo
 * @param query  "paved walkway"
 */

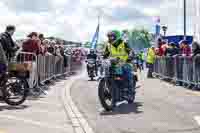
xmin=0 ymin=79 xmax=74 ymax=133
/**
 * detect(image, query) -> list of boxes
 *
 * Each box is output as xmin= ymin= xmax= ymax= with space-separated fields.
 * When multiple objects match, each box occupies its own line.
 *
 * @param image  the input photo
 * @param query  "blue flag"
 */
xmin=91 ymin=23 xmax=99 ymax=49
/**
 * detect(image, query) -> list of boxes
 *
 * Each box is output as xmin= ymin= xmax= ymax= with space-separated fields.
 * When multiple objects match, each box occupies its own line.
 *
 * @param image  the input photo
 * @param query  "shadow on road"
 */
xmin=27 ymin=95 xmax=46 ymax=101
xmin=136 ymin=85 xmax=141 ymax=89
xmin=0 ymin=105 xmax=29 ymax=111
xmin=88 ymin=79 xmax=97 ymax=81
xmin=100 ymin=102 xmax=143 ymax=116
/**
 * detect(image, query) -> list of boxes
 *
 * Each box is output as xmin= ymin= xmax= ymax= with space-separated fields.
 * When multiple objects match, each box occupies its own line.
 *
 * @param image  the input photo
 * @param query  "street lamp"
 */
xmin=184 ymin=0 xmax=187 ymax=40
xmin=162 ymin=25 xmax=168 ymax=36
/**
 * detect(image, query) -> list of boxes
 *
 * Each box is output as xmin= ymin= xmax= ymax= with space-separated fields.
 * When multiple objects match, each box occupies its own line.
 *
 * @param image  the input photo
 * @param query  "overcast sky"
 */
xmin=0 ymin=0 xmax=197 ymax=42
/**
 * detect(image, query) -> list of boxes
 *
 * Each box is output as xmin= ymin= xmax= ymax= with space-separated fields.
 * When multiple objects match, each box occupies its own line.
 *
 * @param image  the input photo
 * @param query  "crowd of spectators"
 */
xmin=146 ymin=38 xmax=200 ymax=79
xmin=0 ymin=25 xmax=87 ymax=92
xmin=21 ymin=32 xmax=65 ymax=58
xmin=155 ymin=38 xmax=192 ymax=57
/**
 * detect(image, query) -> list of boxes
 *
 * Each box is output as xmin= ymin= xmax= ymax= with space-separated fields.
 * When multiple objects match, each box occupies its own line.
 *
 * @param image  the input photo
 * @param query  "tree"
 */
xmin=84 ymin=42 xmax=92 ymax=48
xmin=128 ymin=28 xmax=153 ymax=51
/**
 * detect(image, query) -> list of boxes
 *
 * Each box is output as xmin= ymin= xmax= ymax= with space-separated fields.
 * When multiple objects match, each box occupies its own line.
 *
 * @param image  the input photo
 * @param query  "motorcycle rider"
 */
xmin=139 ymin=51 xmax=145 ymax=70
xmin=104 ymin=30 xmax=131 ymax=61
xmin=103 ymin=30 xmax=135 ymax=105
xmin=86 ymin=49 xmax=98 ymax=76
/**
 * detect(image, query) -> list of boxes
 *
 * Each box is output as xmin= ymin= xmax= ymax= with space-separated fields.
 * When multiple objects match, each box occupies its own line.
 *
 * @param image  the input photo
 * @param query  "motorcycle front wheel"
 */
xmin=89 ymin=69 xmax=95 ymax=81
xmin=3 ymin=77 xmax=29 ymax=106
xmin=98 ymin=78 xmax=113 ymax=111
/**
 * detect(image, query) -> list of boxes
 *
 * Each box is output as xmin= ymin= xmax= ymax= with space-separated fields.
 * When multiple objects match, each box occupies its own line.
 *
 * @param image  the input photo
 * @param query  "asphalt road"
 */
xmin=71 ymin=71 xmax=200 ymax=133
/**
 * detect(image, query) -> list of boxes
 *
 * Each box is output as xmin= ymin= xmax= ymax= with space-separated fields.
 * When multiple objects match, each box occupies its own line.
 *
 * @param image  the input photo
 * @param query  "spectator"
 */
xmin=55 ymin=44 xmax=61 ymax=57
xmin=192 ymin=41 xmax=200 ymax=86
xmin=22 ymin=32 xmax=40 ymax=61
xmin=157 ymin=40 xmax=164 ymax=56
xmin=20 ymin=32 xmax=40 ymax=90
xmin=38 ymin=33 xmax=47 ymax=55
xmin=39 ymin=34 xmax=45 ymax=42
xmin=146 ymin=46 xmax=156 ymax=78
xmin=192 ymin=41 xmax=200 ymax=57
xmin=157 ymin=38 xmax=162 ymax=47
xmin=166 ymin=42 xmax=179 ymax=56
xmin=0 ymin=42 xmax=8 ymax=74
xmin=40 ymin=39 xmax=48 ymax=56
xmin=162 ymin=41 xmax=169 ymax=56
xmin=58 ymin=42 xmax=65 ymax=57
xmin=59 ymin=41 xmax=68 ymax=69
xmin=0 ymin=25 xmax=19 ymax=60
xmin=47 ymin=41 xmax=56 ymax=55
xmin=155 ymin=47 xmax=159 ymax=55
xmin=179 ymin=40 xmax=191 ymax=56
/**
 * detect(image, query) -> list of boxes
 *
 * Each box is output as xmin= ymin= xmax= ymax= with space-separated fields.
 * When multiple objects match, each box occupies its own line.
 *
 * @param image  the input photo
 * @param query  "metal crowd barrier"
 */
xmin=13 ymin=52 xmax=72 ymax=87
xmin=153 ymin=55 xmax=200 ymax=87
xmin=13 ymin=51 xmax=84 ymax=91
xmin=15 ymin=52 xmax=38 ymax=89
xmin=37 ymin=54 xmax=71 ymax=84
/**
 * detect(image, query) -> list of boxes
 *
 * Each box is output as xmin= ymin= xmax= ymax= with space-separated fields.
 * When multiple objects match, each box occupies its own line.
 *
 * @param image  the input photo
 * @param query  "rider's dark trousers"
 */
xmin=111 ymin=80 xmax=121 ymax=105
xmin=147 ymin=63 xmax=154 ymax=78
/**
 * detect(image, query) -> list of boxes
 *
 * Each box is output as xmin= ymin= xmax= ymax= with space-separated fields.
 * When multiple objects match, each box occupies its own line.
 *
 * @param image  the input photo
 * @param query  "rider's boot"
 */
xmin=128 ymin=91 xmax=135 ymax=104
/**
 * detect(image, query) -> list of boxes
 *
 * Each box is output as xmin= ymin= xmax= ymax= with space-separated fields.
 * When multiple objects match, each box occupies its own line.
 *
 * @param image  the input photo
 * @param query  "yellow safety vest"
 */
xmin=108 ymin=42 xmax=129 ymax=62
xmin=147 ymin=48 xmax=155 ymax=64
xmin=141 ymin=53 xmax=145 ymax=60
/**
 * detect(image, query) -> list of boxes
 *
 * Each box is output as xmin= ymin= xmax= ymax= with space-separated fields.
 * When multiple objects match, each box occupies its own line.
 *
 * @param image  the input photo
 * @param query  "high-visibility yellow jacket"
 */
xmin=141 ymin=53 xmax=145 ymax=60
xmin=147 ymin=48 xmax=156 ymax=64
xmin=139 ymin=53 xmax=145 ymax=60
xmin=107 ymin=42 xmax=129 ymax=62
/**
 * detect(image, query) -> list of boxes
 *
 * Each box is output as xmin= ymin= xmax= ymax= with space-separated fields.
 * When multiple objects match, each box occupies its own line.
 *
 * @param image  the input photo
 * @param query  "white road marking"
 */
xmin=194 ymin=116 xmax=200 ymax=126
xmin=62 ymin=76 xmax=94 ymax=133
xmin=0 ymin=114 xmax=68 ymax=131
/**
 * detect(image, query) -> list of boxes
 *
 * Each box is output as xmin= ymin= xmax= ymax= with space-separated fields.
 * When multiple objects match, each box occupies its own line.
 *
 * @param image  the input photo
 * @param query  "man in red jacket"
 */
xmin=156 ymin=38 xmax=164 ymax=56
xmin=22 ymin=32 xmax=40 ymax=61
xmin=21 ymin=32 xmax=40 ymax=90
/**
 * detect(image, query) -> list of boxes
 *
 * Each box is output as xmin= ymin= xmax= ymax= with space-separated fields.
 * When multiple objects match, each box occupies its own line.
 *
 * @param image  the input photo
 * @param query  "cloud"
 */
xmin=1 ymin=0 xmax=52 ymax=13
xmin=112 ymin=7 xmax=149 ymax=21
xmin=0 ymin=0 xmax=196 ymax=42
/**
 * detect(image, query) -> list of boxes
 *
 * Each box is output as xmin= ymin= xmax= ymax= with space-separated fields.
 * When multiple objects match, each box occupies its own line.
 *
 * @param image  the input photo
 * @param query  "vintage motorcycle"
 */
xmin=86 ymin=59 xmax=96 ymax=81
xmin=98 ymin=58 xmax=136 ymax=111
